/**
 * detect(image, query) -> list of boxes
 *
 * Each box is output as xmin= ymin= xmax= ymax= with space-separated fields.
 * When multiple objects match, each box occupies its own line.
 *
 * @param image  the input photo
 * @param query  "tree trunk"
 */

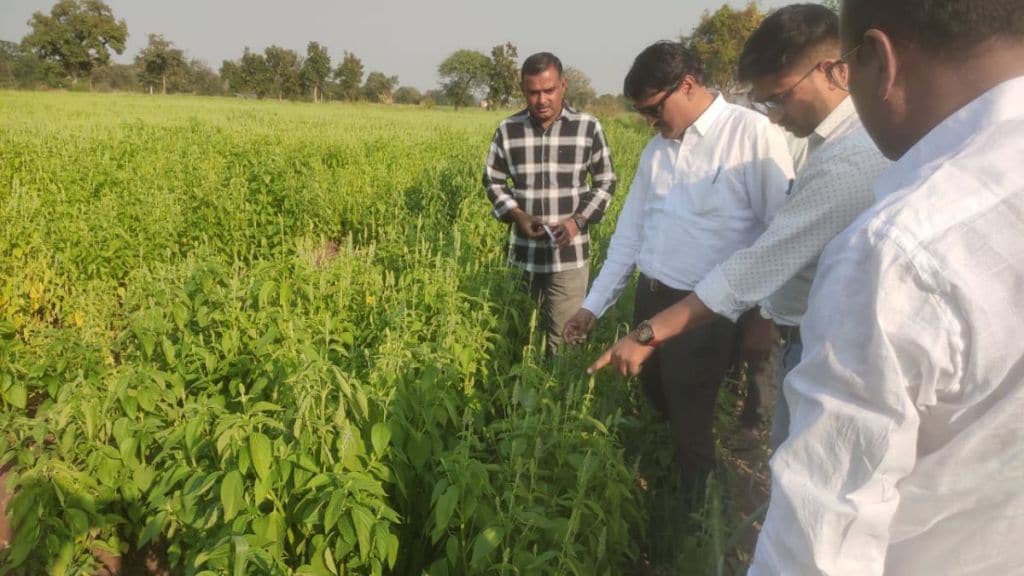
xmin=161 ymin=74 xmax=166 ymax=95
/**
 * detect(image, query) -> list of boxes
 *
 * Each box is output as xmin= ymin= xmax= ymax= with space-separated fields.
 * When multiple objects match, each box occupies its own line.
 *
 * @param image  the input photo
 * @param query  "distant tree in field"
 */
xmin=223 ymin=47 xmax=272 ymax=98
xmin=264 ymin=45 xmax=302 ymax=100
xmin=591 ymin=93 xmax=628 ymax=115
xmin=335 ymin=51 xmax=364 ymax=101
xmin=185 ymin=59 xmax=222 ymax=96
xmin=487 ymin=41 xmax=518 ymax=108
xmin=563 ymin=66 xmax=597 ymax=110
xmin=820 ymin=0 xmax=839 ymax=12
xmin=438 ymin=49 xmax=490 ymax=110
xmin=22 ymin=0 xmax=128 ymax=87
xmin=394 ymin=86 xmax=422 ymax=105
xmin=363 ymin=71 xmax=398 ymax=103
xmin=300 ymin=41 xmax=331 ymax=102
xmin=135 ymin=34 xmax=185 ymax=94
xmin=685 ymin=2 xmax=765 ymax=97
xmin=89 ymin=62 xmax=135 ymax=91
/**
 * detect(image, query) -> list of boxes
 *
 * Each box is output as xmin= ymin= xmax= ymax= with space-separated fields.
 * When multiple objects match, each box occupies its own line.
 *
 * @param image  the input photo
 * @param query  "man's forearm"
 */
xmin=647 ymin=292 xmax=717 ymax=341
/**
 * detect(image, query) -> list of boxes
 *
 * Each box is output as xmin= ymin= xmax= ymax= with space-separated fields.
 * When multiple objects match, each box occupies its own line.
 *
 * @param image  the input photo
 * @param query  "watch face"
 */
xmin=635 ymin=321 xmax=654 ymax=344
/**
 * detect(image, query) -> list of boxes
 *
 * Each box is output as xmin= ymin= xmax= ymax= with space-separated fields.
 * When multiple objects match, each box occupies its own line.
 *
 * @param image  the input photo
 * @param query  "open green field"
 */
xmin=1 ymin=91 xmax=700 ymax=575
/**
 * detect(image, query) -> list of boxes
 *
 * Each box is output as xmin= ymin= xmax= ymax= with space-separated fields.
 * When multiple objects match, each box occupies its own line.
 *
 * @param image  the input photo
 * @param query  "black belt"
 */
xmin=639 ymin=274 xmax=690 ymax=295
xmin=777 ymin=324 xmax=801 ymax=345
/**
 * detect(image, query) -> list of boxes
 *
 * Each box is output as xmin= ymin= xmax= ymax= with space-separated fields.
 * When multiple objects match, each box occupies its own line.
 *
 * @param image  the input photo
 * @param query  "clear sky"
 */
xmin=1 ymin=0 xmax=798 ymax=94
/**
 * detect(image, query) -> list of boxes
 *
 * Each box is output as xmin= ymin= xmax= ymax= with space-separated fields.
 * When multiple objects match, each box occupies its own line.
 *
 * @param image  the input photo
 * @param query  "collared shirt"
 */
xmin=582 ymin=94 xmax=793 ymax=318
xmin=694 ymin=98 xmax=889 ymax=326
xmin=484 ymin=105 xmax=616 ymax=273
xmin=750 ymin=76 xmax=1024 ymax=575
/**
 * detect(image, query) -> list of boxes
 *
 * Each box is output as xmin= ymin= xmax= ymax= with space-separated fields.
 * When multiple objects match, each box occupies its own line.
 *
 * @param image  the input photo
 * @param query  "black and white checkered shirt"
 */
xmin=484 ymin=106 xmax=616 ymax=273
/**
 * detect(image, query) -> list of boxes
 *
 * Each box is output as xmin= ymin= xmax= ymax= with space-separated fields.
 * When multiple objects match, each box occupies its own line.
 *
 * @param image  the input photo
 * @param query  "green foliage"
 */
xmin=362 ymin=71 xmax=399 ymax=103
xmin=21 ymin=0 xmax=128 ymax=85
xmin=486 ymin=42 xmax=519 ymax=109
xmin=300 ymin=42 xmax=331 ymax=103
xmin=438 ymin=49 xmax=491 ymax=110
xmin=264 ymin=45 xmax=302 ymax=101
xmin=394 ymin=86 xmax=422 ymax=105
xmin=563 ymin=67 xmax=597 ymax=110
xmin=685 ymin=2 xmax=765 ymax=96
xmin=0 ymin=91 xmax=654 ymax=575
xmin=335 ymin=51 xmax=364 ymax=101
xmin=135 ymin=34 xmax=187 ymax=95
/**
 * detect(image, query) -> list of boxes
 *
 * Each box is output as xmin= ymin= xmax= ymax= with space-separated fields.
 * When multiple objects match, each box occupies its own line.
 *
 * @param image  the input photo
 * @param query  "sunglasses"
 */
xmin=633 ymin=80 xmax=683 ymax=119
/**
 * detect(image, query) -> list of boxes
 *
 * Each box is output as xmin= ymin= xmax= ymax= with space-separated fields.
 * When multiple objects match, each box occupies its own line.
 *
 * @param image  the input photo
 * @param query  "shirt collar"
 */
xmin=690 ymin=93 xmax=727 ymax=137
xmin=875 ymin=74 xmax=1024 ymax=201
xmin=523 ymin=104 xmax=575 ymax=127
xmin=813 ymin=96 xmax=856 ymax=141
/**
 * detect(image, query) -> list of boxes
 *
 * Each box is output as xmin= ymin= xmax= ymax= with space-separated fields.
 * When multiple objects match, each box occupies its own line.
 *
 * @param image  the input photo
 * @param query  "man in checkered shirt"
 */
xmin=483 ymin=52 xmax=617 ymax=352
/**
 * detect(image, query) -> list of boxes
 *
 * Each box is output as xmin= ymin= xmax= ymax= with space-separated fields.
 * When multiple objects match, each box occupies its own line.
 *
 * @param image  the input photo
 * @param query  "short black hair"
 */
xmin=623 ymin=41 xmax=705 ymax=100
xmin=738 ymin=4 xmax=839 ymax=82
xmin=521 ymin=52 xmax=563 ymax=79
xmin=843 ymin=0 xmax=1024 ymax=56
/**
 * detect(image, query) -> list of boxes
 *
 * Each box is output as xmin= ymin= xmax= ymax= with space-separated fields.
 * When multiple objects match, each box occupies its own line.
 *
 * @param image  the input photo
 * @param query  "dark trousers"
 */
xmin=634 ymin=275 xmax=738 ymax=498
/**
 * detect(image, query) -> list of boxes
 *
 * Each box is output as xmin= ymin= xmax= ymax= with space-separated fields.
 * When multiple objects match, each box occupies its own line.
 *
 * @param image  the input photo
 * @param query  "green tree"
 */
xmin=438 ymin=49 xmax=490 ymax=110
xmin=22 ymin=0 xmax=128 ymax=87
xmin=821 ymin=0 xmax=840 ymax=12
xmin=225 ymin=47 xmax=271 ymax=98
xmin=184 ymin=59 xmax=223 ymax=96
xmin=300 ymin=41 xmax=331 ymax=102
xmin=363 ymin=71 xmax=398 ymax=103
xmin=487 ymin=41 xmax=518 ymax=108
xmin=335 ymin=51 xmax=364 ymax=101
xmin=563 ymin=66 xmax=596 ymax=110
xmin=393 ymin=85 xmax=422 ymax=105
xmin=685 ymin=2 xmax=765 ymax=96
xmin=264 ymin=45 xmax=301 ymax=100
xmin=135 ymin=34 xmax=185 ymax=94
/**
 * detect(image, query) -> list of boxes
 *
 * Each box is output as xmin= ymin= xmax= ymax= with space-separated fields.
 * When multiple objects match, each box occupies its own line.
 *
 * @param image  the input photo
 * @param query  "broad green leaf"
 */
xmin=220 ymin=470 xmax=244 ymax=521
xmin=370 ymin=422 xmax=391 ymax=456
xmin=470 ymin=527 xmax=503 ymax=567
xmin=350 ymin=505 xmax=374 ymax=560
xmin=250 ymin=432 xmax=272 ymax=481
xmin=434 ymin=485 xmax=458 ymax=542
xmin=6 ymin=382 xmax=26 ymax=409
xmin=324 ymin=488 xmax=346 ymax=531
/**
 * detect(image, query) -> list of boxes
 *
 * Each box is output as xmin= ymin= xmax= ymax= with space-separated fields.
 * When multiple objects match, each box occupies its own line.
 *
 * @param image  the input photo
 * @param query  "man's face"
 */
xmin=632 ymin=77 xmax=693 ymax=139
xmin=748 ymin=61 xmax=832 ymax=138
xmin=521 ymin=66 xmax=566 ymax=126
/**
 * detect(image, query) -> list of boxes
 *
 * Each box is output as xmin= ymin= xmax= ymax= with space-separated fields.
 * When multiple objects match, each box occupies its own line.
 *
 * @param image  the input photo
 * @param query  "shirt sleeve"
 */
xmin=483 ymin=125 xmax=519 ymax=222
xmin=694 ymin=145 xmax=881 ymax=322
xmin=581 ymin=144 xmax=651 ymax=318
xmin=749 ymin=228 xmax=963 ymax=575
xmin=745 ymin=122 xmax=795 ymax=226
xmin=575 ymin=119 xmax=617 ymax=224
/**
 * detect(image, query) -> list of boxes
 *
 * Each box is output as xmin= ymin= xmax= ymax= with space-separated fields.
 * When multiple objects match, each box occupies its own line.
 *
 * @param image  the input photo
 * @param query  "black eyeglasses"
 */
xmin=750 ymin=62 xmax=819 ymax=116
xmin=633 ymin=80 xmax=682 ymax=119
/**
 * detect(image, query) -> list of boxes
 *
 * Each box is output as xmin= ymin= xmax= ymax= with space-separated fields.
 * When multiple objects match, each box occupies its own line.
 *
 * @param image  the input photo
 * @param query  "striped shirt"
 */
xmin=483 ymin=106 xmax=616 ymax=273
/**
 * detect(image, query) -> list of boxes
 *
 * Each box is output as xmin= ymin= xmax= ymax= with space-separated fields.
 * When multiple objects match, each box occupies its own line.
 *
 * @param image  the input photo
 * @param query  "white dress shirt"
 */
xmin=695 ymin=98 xmax=889 ymax=326
xmin=583 ymin=95 xmax=794 ymax=318
xmin=750 ymin=76 xmax=1024 ymax=575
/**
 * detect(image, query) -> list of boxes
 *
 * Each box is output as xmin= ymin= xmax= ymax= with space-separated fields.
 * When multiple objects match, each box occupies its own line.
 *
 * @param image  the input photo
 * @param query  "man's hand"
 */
xmin=739 ymin=313 xmax=778 ymax=366
xmin=562 ymin=308 xmax=597 ymax=345
xmin=549 ymin=218 xmax=580 ymax=247
xmin=511 ymin=209 xmax=547 ymax=239
xmin=588 ymin=334 xmax=655 ymax=376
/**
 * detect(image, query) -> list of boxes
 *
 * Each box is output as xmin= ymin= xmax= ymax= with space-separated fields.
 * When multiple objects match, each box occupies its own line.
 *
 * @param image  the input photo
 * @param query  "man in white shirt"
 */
xmin=562 ymin=41 xmax=794 ymax=497
xmin=587 ymin=5 xmax=890 ymax=451
xmin=749 ymin=0 xmax=1024 ymax=573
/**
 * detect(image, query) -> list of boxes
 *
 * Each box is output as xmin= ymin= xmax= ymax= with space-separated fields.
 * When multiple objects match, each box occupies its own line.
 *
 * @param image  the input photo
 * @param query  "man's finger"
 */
xmin=587 ymin=349 xmax=613 ymax=374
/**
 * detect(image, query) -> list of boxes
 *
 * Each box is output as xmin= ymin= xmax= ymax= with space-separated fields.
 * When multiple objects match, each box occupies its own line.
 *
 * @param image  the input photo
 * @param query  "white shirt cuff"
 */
xmin=693 ymin=266 xmax=747 ymax=323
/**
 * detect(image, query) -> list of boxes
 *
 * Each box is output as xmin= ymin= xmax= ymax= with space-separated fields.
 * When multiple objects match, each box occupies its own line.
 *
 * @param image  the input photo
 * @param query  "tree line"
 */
xmin=1 ymin=0 xmax=807 ymax=109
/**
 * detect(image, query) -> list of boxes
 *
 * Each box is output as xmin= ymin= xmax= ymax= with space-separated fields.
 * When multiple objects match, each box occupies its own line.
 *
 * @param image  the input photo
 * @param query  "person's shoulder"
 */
xmin=497 ymin=109 xmax=531 ymax=127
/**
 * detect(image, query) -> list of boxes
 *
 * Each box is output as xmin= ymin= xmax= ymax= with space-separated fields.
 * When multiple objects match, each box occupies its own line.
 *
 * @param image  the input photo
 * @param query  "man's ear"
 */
xmin=862 ymin=28 xmax=899 ymax=102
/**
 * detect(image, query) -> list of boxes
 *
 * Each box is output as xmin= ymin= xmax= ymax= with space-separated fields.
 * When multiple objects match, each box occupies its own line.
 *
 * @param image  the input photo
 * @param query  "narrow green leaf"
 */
xmin=350 ymin=506 xmax=374 ymax=560
xmin=370 ymin=422 xmax=390 ymax=456
xmin=470 ymin=527 xmax=503 ymax=567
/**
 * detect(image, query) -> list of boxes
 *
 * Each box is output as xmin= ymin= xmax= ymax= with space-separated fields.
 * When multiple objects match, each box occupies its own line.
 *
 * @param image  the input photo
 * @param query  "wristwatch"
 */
xmin=571 ymin=214 xmax=587 ymax=232
xmin=632 ymin=320 xmax=660 ymax=347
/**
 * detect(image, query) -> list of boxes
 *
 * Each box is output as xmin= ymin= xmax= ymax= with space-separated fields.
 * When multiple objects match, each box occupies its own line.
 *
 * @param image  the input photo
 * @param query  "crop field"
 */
xmin=0 ymin=91 xmax=726 ymax=575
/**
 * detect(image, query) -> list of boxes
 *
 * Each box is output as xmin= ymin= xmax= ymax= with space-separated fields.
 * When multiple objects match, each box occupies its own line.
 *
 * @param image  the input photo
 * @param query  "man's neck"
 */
xmin=904 ymin=39 xmax=1024 ymax=150
xmin=532 ymin=105 xmax=564 ymax=131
